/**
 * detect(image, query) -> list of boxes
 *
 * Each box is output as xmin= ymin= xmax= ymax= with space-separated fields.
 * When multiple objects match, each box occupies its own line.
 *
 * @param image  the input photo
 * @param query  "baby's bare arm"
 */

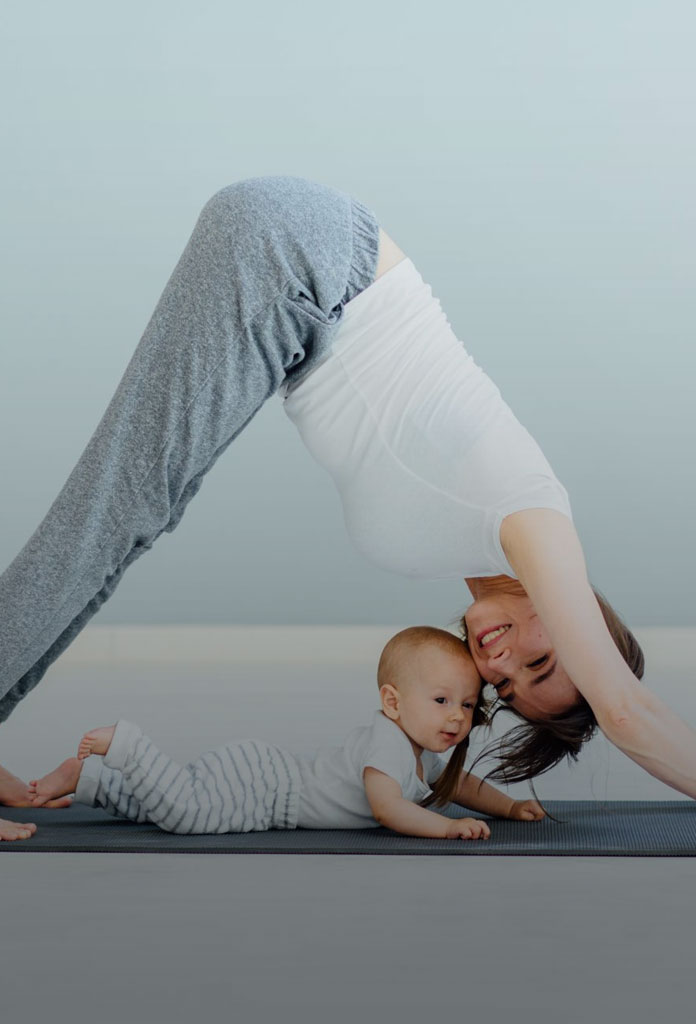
xmin=363 ymin=767 xmax=490 ymax=839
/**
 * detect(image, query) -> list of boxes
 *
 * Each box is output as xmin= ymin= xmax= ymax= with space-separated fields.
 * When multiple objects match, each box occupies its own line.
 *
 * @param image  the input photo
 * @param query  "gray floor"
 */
xmin=4 ymin=853 xmax=695 ymax=1022
xmin=2 ymin=641 xmax=695 ymax=1021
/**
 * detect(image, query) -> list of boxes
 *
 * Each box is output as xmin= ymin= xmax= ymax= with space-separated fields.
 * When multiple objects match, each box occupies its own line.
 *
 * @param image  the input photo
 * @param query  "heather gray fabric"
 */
xmin=0 ymin=177 xmax=379 ymax=720
xmin=3 ymin=802 xmax=696 ymax=855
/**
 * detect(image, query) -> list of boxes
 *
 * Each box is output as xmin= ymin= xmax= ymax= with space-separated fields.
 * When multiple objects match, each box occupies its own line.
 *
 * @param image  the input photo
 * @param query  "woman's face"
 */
xmin=463 ymin=590 xmax=581 ymax=720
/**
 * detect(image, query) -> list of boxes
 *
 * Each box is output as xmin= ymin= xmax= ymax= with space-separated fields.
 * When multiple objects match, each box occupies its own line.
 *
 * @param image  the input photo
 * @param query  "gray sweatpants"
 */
xmin=0 ymin=177 xmax=379 ymax=721
xmin=76 ymin=719 xmax=301 ymax=832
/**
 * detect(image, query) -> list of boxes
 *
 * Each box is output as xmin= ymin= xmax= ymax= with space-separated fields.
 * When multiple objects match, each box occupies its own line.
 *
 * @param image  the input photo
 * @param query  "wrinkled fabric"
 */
xmin=0 ymin=177 xmax=379 ymax=720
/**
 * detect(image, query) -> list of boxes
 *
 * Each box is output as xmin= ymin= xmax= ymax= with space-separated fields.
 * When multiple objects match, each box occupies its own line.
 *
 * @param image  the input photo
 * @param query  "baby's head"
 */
xmin=377 ymin=626 xmax=487 ymax=755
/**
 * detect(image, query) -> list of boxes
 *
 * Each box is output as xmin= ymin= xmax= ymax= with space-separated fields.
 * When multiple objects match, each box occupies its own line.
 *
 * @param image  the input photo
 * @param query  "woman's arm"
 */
xmin=454 ymin=771 xmax=515 ymax=817
xmin=363 ymin=768 xmax=490 ymax=839
xmin=500 ymin=508 xmax=696 ymax=798
xmin=453 ymin=771 xmax=544 ymax=820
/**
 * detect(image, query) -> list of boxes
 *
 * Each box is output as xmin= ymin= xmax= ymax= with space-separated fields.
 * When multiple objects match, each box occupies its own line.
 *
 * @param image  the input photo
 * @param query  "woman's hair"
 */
xmin=459 ymin=588 xmax=644 ymax=787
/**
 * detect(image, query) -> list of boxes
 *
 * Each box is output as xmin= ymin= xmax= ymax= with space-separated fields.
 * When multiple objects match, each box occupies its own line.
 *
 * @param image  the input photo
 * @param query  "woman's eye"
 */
xmin=528 ymin=656 xmax=548 ymax=669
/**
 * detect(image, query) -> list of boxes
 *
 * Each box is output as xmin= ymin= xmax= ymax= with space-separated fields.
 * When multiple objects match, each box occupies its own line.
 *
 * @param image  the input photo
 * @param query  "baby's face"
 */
xmin=391 ymin=645 xmax=483 ymax=753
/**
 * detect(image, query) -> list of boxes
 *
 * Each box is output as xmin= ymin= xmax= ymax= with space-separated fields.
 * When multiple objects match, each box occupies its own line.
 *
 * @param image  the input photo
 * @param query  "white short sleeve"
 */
xmin=360 ymin=714 xmax=417 ymax=792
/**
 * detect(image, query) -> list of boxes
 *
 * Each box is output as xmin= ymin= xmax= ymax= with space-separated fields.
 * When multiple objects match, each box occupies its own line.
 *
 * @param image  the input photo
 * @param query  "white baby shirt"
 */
xmin=294 ymin=710 xmax=446 ymax=829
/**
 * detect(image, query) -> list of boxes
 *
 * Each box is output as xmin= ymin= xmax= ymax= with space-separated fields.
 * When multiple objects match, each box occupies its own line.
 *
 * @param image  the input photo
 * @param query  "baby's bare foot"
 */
xmin=1 ymin=763 xmax=72 ymax=808
xmin=29 ymin=758 xmax=83 ymax=807
xmin=78 ymin=725 xmax=117 ymax=760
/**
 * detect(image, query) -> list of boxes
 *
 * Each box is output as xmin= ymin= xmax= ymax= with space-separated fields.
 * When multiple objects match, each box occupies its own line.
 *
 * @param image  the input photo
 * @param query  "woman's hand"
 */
xmin=508 ymin=799 xmax=545 ymax=821
xmin=445 ymin=817 xmax=491 ymax=840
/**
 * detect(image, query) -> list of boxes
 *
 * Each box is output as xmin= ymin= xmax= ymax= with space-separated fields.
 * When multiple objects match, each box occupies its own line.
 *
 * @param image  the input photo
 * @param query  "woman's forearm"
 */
xmin=501 ymin=508 xmax=696 ymax=798
xmin=601 ymin=695 xmax=696 ymax=799
xmin=454 ymin=772 xmax=515 ymax=817
xmin=501 ymin=508 xmax=638 ymax=716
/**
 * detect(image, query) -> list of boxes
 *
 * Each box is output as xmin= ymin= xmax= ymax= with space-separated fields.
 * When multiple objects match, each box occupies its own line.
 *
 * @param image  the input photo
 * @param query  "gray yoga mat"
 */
xmin=2 ymin=801 xmax=695 ymax=855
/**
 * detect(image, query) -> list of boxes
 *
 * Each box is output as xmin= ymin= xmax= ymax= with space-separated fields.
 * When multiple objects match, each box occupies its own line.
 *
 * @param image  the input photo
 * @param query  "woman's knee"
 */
xmin=197 ymin=181 xmax=252 ymax=237
xmin=198 ymin=175 xmax=347 ymax=245
xmin=199 ymin=177 xmax=293 ymax=231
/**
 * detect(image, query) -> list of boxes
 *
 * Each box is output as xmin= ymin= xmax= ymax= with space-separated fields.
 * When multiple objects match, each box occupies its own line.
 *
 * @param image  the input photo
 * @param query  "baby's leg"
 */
xmin=27 ymin=725 xmax=140 ymax=817
xmin=28 ymin=726 xmax=157 ymax=822
xmin=27 ymin=750 xmax=152 ymax=823
xmin=78 ymin=720 xmax=300 ymax=834
xmin=0 ymin=178 xmax=379 ymax=721
xmin=78 ymin=758 xmax=152 ymax=824
xmin=29 ymin=726 xmax=209 ymax=825
xmin=29 ymin=758 xmax=83 ymax=807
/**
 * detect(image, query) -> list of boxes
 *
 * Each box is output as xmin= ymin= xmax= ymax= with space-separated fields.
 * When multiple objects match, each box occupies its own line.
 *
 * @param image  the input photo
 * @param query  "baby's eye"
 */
xmin=462 ymin=702 xmax=474 ymax=710
xmin=434 ymin=697 xmax=446 ymax=704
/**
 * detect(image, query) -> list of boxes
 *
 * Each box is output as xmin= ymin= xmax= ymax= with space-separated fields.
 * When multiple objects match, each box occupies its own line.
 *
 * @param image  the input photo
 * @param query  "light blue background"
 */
xmin=1 ymin=0 xmax=694 ymax=626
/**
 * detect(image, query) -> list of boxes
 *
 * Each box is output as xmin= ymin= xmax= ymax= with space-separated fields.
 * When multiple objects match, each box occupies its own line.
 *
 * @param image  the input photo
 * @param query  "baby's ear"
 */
xmin=379 ymin=684 xmax=400 ymax=720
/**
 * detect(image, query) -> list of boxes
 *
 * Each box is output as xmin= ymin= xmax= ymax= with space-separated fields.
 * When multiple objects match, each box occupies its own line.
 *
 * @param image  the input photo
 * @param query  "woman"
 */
xmin=1 ymin=176 xmax=694 ymax=841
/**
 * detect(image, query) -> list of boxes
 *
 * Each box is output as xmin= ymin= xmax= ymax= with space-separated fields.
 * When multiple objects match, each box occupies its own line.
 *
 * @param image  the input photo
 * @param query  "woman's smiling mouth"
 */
xmin=476 ymin=624 xmax=512 ymax=649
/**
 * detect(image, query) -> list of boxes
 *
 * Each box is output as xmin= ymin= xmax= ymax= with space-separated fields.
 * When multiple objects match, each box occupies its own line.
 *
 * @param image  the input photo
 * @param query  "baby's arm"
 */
xmin=453 ymin=771 xmax=545 ymax=821
xmin=363 ymin=767 xmax=490 ymax=839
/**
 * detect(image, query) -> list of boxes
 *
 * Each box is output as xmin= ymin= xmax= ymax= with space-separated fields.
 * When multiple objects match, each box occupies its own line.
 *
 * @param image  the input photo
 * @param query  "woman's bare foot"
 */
xmin=0 ymin=817 xmax=37 ymax=842
xmin=78 ymin=725 xmax=116 ymax=760
xmin=0 ymin=763 xmax=72 ymax=809
xmin=28 ymin=758 xmax=82 ymax=807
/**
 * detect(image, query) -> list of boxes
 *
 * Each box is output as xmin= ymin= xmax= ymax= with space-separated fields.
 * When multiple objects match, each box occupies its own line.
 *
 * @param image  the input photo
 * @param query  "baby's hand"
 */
xmin=508 ymin=799 xmax=545 ymax=821
xmin=445 ymin=817 xmax=491 ymax=840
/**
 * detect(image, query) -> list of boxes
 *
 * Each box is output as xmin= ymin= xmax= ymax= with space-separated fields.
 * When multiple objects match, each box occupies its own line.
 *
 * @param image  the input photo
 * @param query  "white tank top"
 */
xmin=282 ymin=257 xmax=572 ymax=581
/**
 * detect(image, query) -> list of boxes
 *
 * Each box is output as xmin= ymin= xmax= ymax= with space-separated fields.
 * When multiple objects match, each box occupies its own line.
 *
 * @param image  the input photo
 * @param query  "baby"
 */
xmin=29 ymin=626 xmax=543 ymax=838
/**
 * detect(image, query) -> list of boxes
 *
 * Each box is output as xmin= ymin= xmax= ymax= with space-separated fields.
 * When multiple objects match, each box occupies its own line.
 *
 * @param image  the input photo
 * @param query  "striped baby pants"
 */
xmin=0 ymin=177 xmax=379 ymax=720
xmin=76 ymin=720 xmax=301 ymax=833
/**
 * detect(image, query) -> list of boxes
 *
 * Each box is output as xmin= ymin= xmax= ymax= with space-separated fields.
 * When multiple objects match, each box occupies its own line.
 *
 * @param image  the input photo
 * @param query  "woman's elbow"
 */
xmin=598 ymin=694 xmax=658 ymax=744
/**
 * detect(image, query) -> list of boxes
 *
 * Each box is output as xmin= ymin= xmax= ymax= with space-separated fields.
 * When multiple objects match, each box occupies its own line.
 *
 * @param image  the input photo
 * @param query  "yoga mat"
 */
xmin=2 ymin=801 xmax=695 ymax=855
